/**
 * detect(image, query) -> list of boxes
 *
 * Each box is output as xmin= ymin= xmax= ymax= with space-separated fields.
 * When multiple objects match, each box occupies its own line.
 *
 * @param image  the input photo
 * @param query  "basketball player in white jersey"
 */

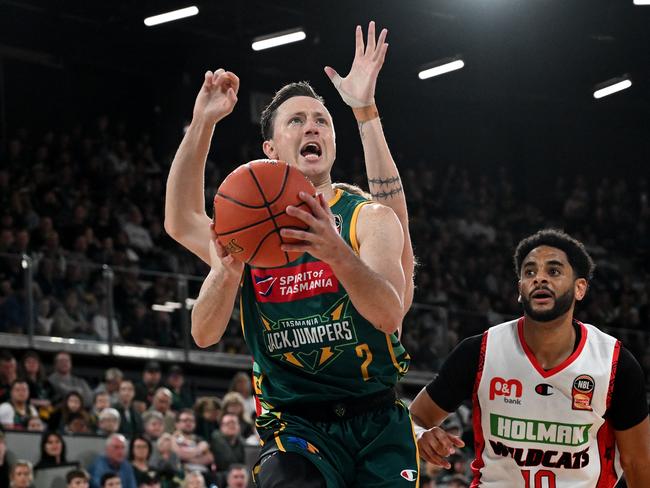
xmin=410 ymin=229 xmax=650 ymax=487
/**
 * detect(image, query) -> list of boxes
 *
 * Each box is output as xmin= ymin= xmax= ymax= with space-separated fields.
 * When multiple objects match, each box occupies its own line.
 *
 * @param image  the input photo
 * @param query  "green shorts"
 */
xmin=254 ymin=400 xmax=420 ymax=487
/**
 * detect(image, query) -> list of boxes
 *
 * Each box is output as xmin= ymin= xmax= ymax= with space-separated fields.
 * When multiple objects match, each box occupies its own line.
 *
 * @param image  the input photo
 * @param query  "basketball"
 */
xmin=213 ymin=159 xmax=316 ymax=268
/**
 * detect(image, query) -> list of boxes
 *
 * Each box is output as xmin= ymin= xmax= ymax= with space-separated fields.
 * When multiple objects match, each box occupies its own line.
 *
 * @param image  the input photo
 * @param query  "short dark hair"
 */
xmin=513 ymin=229 xmax=595 ymax=281
xmin=66 ymin=468 xmax=90 ymax=483
xmin=128 ymin=435 xmax=152 ymax=462
xmin=260 ymin=82 xmax=324 ymax=140
xmin=100 ymin=472 xmax=119 ymax=487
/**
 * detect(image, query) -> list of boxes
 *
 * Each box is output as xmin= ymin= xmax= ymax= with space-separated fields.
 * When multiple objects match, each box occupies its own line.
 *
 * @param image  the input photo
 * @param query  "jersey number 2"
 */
xmin=355 ymin=343 xmax=373 ymax=381
xmin=521 ymin=469 xmax=556 ymax=488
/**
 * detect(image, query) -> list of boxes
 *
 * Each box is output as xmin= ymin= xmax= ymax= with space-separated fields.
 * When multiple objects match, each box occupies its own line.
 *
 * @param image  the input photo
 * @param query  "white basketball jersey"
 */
xmin=471 ymin=318 xmax=621 ymax=488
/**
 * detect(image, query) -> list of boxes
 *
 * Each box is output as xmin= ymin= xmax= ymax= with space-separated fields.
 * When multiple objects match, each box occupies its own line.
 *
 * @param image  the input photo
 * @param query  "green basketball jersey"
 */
xmin=240 ymin=189 xmax=410 ymax=412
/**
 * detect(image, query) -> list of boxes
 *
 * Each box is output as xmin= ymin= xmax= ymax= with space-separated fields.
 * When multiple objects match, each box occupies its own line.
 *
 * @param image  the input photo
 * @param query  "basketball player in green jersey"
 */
xmin=165 ymin=22 xmax=419 ymax=487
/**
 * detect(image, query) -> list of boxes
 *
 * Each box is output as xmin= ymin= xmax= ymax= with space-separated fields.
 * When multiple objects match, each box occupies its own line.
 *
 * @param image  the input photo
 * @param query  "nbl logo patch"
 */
xmin=572 ymin=374 xmax=595 ymax=411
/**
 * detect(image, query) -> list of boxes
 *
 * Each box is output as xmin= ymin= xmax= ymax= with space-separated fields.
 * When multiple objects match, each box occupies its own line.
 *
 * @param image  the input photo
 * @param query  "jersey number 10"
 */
xmin=521 ymin=469 xmax=556 ymax=488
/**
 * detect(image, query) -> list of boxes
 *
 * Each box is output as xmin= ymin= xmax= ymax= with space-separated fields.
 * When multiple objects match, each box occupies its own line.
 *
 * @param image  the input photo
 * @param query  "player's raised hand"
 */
xmin=324 ymin=21 xmax=388 ymax=108
xmin=417 ymin=426 xmax=465 ymax=469
xmin=193 ymin=69 xmax=240 ymax=125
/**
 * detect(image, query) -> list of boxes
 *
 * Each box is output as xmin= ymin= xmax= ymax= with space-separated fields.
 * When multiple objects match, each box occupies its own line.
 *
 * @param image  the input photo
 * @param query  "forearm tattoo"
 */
xmin=367 ymin=175 xmax=404 ymax=200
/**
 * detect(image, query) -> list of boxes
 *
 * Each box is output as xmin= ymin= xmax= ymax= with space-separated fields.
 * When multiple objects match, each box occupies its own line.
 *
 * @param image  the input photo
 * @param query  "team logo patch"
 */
xmin=261 ymin=296 xmax=358 ymax=374
xmin=572 ymin=375 xmax=595 ymax=411
xmin=489 ymin=377 xmax=523 ymax=404
xmin=251 ymin=262 xmax=338 ymax=303
xmin=535 ymin=383 xmax=554 ymax=396
xmin=400 ymin=469 xmax=418 ymax=482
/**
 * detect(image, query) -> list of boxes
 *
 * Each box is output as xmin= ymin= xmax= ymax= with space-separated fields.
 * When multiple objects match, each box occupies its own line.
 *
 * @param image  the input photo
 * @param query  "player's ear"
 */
xmin=517 ymin=280 xmax=522 ymax=303
xmin=263 ymin=140 xmax=275 ymax=158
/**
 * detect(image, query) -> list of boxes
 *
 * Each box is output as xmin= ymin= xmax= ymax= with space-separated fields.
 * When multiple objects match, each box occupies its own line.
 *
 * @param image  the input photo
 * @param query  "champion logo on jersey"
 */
xmin=535 ymin=383 xmax=554 ymax=396
xmin=400 ymin=469 xmax=417 ymax=482
xmin=254 ymin=275 xmax=277 ymax=297
xmin=334 ymin=213 xmax=342 ymax=234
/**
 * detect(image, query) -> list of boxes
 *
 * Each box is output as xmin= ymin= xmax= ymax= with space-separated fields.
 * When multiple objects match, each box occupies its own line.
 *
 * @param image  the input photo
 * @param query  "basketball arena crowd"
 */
xmin=0 ymin=116 xmax=648 ymax=487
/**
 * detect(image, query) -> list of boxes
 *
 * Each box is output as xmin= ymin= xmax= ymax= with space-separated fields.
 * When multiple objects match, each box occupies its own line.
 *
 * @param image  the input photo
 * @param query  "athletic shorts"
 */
xmin=253 ymin=400 xmax=420 ymax=487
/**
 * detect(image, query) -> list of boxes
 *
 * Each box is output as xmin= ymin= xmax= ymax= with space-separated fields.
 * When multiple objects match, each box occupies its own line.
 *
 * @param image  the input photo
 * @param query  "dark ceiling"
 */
xmin=1 ymin=0 xmax=649 ymax=172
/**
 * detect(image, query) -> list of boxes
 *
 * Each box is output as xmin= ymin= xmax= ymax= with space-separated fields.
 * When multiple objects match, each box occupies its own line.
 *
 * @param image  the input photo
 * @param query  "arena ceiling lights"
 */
xmin=144 ymin=6 xmax=199 ymax=27
xmin=418 ymin=57 xmax=465 ymax=80
xmin=593 ymin=76 xmax=632 ymax=99
xmin=633 ymin=0 xmax=650 ymax=5
xmin=251 ymin=28 xmax=307 ymax=51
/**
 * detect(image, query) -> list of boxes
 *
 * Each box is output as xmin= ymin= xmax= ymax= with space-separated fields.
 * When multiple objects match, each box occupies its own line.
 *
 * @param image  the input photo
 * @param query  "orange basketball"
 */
xmin=213 ymin=159 xmax=316 ymax=268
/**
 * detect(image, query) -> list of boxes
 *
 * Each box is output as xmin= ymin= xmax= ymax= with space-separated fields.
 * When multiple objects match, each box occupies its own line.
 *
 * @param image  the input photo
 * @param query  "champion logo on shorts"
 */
xmin=400 ymin=469 xmax=417 ymax=482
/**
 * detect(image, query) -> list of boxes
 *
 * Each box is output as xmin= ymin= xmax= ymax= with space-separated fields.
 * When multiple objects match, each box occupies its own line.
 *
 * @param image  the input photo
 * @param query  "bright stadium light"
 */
xmin=633 ymin=0 xmax=650 ymax=5
xmin=418 ymin=58 xmax=465 ymax=80
xmin=252 ymin=28 xmax=306 ymax=51
xmin=593 ymin=77 xmax=632 ymax=99
xmin=144 ymin=6 xmax=199 ymax=27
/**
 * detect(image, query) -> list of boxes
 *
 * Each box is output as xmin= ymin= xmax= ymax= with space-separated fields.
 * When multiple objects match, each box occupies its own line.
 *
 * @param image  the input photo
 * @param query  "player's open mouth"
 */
xmin=531 ymin=289 xmax=553 ymax=303
xmin=300 ymin=142 xmax=322 ymax=161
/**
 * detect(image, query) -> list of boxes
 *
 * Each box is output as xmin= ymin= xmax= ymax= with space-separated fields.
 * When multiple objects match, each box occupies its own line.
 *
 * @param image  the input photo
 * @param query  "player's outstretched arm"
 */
xmin=325 ymin=21 xmax=415 ymax=313
xmin=164 ymin=69 xmax=239 ymax=265
xmin=616 ymin=416 xmax=650 ymax=487
xmin=410 ymin=388 xmax=465 ymax=469
xmin=191 ymin=225 xmax=244 ymax=347
xmin=281 ymin=194 xmax=404 ymax=334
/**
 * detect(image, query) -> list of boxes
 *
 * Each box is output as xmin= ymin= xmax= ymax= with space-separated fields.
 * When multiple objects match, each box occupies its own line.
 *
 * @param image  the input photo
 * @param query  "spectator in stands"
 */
xmin=96 ymin=408 xmax=121 ymax=436
xmin=34 ymin=431 xmax=68 ymax=469
xmin=26 ymin=416 xmax=45 ymax=432
xmin=182 ymin=471 xmax=205 ymax=488
xmin=0 ymin=350 xmax=17 ymax=402
xmin=193 ymin=397 xmax=221 ymax=442
xmin=164 ymin=366 xmax=193 ymax=412
xmin=17 ymin=350 xmax=53 ymax=415
xmin=48 ymin=352 xmax=94 ymax=407
xmin=9 ymin=460 xmax=33 ymax=488
xmin=115 ymin=380 xmax=143 ymax=438
xmin=66 ymin=468 xmax=90 ymax=488
xmin=224 ymin=464 xmax=248 ymax=488
xmin=142 ymin=411 xmax=164 ymax=444
xmin=0 ymin=380 xmax=38 ymax=430
xmin=91 ymin=391 xmax=112 ymax=431
xmin=49 ymin=390 xmax=91 ymax=433
xmin=146 ymin=388 xmax=175 ymax=433
xmin=148 ymin=433 xmax=182 ymax=486
xmin=88 ymin=434 xmax=137 ymax=488
xmin=173 ymin=409 xmax=213 ymax=473
xmin=133 ymin=362 xmax=161 ymax=414
xmin=128 ymin=435 xmax=154 ymax=486
xmin=209 ymin=413 xmax=245 ymax=474
xmin=220 ymin=392 xmax=253 ymax=439
xmin=95 ymin=368 xmax=123 ymax=405
xmin=227 ymin=372 xmax=255 ymax=418
xmin=0 ymin=432 xmax=11 ymax=487
xmin=34 ymin=297 xmax=55 ymax=336
xmin=64 ymin=411 xmax=93 ymax=434
xmin=99 ymin=472 xmax=122 ymax=488
xmin=52 ymin=290 xmax=93 ymax=339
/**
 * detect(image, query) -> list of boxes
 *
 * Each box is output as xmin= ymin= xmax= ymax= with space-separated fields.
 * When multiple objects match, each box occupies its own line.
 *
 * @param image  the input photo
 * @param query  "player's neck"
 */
xmin=522 ymin=312 xmax=576 ymax=370
xmin=314 ymin=181 xmax=335 ymax=202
